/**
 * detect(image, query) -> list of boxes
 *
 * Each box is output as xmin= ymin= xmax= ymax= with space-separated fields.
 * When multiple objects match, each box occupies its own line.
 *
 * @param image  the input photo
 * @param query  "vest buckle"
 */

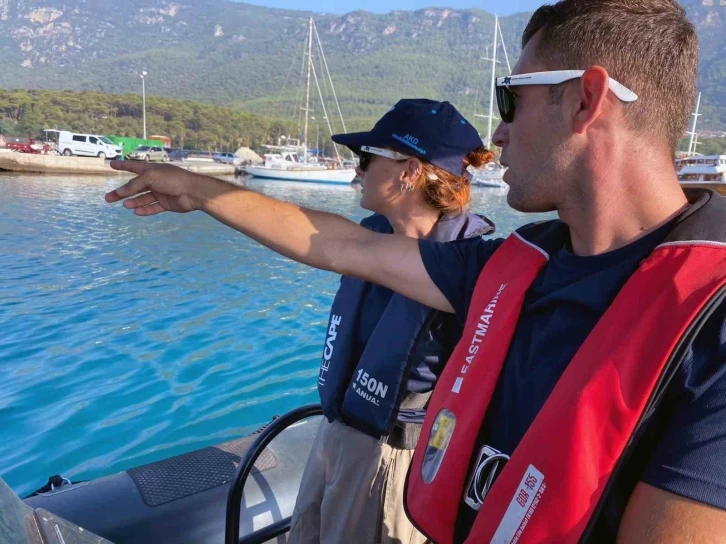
xmin=464 ymin=445 xmax=510 ymax=511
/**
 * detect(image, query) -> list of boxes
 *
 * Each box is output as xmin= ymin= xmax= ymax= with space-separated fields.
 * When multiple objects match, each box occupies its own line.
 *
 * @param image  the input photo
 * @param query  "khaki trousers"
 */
xmin=288 ymin=419 xmax=429 ymax=544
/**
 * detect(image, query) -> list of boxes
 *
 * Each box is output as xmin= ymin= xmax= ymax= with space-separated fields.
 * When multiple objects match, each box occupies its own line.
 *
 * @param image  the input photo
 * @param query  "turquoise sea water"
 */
xmin=0 ymin=173 xmax=547 ymax=497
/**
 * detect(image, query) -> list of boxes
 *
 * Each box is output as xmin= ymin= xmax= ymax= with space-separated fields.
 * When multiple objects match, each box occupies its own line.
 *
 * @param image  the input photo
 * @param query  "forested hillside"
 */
xmin=0 ymin=0 xmax=723 ymax=130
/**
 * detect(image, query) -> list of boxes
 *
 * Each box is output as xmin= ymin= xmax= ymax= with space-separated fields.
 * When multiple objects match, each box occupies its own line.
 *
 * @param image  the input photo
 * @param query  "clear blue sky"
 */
xmin=236 ymin=0 xmax=547 ymax=16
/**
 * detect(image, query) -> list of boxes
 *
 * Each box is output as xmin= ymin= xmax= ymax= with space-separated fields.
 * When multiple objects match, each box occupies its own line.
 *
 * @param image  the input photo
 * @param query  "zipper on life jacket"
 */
xmin=579 ymin=285 xmax=726 ymax=542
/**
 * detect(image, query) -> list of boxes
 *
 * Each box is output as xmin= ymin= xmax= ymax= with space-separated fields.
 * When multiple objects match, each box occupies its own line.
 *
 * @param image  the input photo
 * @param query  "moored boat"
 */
xmin=244 ymin=164 xmax=356 ymax=184
xmin=245 ymin=151 xmax=355 ymax=184
xmin=245 ymin=18 xmax=356 ymax=184
xmin=677 ymin=93 xmax=726 ymax=194
xmin=677 ymin=154 xmax=726 ymax=195
xmin=471 ymin=163 xmax=508 ymax=188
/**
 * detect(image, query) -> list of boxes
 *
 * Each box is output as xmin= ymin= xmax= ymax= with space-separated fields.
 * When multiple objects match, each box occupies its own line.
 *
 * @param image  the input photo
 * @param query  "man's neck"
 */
xmin=559 ymin=152 xmax=689 ymax=256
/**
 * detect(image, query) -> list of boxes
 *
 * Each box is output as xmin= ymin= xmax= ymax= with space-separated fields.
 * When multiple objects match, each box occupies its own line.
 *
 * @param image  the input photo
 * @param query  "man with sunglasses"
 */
xmin=106 ymin=0 xmax=726 ymax=541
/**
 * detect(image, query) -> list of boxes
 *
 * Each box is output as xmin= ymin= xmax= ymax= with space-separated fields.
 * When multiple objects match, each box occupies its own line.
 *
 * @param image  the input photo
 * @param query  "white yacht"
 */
xmin=677 ymin=155 xmax=726 ymax=194
xmin=472 ymin=162 xmax=508 ymax=188
xmin=677 ymin=93 xmax=726 ymax=193
xmin=246 ymin=150 xmax=356 ymax=183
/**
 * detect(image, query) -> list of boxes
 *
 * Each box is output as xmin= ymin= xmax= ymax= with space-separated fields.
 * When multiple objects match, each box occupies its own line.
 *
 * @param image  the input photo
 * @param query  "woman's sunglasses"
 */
xmin=358 ymin=146 xmax=411 ymax=171
xmin=495 ymin=70 xmax=638 ymax=123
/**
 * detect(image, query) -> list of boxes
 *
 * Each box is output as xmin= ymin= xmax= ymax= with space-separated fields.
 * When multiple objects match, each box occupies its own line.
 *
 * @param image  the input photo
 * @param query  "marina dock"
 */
xmin=0 ymin=151 xmax=236 ymax=176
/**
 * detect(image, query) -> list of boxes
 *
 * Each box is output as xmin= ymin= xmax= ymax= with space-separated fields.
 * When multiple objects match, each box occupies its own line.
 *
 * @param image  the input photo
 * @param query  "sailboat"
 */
xmin=245 ymin=18 xmax=357 ymax=184
xmin=472 ymin=15 xmax=509 ymax=189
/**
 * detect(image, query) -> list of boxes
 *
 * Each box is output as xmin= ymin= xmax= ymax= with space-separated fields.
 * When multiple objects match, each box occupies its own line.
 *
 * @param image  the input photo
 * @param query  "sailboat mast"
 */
xmin=486 ymin=15 xmax=499 ymax=148
xmin=688 ymin=91 xmax=702 ymax=157
xmin=303 ymin=17 xmax=313 ymax=161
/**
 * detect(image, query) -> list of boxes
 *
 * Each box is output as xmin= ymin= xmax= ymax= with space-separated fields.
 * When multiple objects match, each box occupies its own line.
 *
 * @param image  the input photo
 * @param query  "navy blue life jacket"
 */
xmin=317 ymin=212 xmax=495 ymax=439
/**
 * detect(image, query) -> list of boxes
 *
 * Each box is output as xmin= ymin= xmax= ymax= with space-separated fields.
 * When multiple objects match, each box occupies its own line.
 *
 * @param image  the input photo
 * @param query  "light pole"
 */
xmin=140 ymin=70 xmax=148 ymax=139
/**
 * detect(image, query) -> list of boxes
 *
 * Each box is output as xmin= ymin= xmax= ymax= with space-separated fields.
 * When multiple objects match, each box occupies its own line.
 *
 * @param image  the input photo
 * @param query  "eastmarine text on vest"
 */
xmin=452 ymin=283 xmax=507 ymax=393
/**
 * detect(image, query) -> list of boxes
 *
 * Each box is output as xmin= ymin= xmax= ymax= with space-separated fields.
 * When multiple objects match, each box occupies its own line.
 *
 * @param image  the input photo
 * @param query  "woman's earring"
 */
xmin=400 ymin=182 xmax=414 ymax=195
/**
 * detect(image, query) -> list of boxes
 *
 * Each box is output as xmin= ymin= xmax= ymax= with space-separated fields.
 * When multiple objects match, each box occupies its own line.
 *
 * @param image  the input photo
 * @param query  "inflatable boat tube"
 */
xmin=24 ymin=416 xmax=322 ymax=543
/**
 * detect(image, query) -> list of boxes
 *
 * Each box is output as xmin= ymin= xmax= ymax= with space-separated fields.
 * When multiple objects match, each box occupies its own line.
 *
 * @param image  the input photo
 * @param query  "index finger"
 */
xmin=105 ymin=175 xmax=152 ymax=203
xmin=110 ymin=160 xmax=155 ymax=175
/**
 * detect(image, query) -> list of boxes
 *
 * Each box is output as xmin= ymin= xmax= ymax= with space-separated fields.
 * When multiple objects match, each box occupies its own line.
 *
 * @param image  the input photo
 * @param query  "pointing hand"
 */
xmin=105 ymin=160 xmax=203 ymax=215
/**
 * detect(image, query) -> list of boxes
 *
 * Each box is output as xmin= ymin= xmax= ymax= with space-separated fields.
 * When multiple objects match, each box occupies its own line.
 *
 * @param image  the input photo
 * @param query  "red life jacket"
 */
xmin=406 ymin=191 xmax=726 ymax=544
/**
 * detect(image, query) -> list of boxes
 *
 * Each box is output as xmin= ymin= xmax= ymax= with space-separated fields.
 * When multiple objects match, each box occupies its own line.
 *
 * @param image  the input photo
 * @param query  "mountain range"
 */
xmin=0 ymin=0 xmax=724 ymax=131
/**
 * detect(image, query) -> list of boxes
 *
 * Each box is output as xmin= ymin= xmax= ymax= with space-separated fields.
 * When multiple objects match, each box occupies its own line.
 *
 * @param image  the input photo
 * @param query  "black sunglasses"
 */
xmin=359 ymin=151 xmax=374 ymax=171
xmin=495 ymin=84 xmax=517 ymax=124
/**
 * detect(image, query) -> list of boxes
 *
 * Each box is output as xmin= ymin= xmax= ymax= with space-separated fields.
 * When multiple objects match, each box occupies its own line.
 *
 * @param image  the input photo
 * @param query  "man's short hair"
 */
xmin=523 ymin=0 xmax=698 ymax=152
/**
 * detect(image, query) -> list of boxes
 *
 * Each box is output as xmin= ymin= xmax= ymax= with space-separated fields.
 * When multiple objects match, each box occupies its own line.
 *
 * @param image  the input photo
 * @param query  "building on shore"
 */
xmin=149 ymin=135 xmax=172 ymax=148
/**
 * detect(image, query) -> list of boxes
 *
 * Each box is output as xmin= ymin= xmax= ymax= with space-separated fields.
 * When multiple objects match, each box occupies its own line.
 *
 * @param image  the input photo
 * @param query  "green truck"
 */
xmin=106 ymin=136 xmax=165 ymax=158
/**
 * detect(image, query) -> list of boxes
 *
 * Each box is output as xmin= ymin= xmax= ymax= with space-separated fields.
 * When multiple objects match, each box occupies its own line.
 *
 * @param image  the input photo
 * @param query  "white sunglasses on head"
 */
xmin=360 ymin=146 xmax=411 ymax=161
xmin=495 ymin=70 xmax=638 ymax=123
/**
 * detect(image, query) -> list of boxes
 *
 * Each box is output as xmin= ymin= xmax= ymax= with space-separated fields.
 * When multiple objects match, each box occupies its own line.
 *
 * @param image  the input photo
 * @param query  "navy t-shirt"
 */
xmin=419 ymin=220 xmax=726 ymax=541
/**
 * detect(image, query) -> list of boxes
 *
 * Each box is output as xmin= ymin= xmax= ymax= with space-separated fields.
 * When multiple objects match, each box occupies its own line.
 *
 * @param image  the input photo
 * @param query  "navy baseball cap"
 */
xmin=331 ymin=98 xmax=483 ymax=177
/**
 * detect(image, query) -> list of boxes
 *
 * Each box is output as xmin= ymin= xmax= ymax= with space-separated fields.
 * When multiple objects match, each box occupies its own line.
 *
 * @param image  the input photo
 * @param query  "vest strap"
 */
xmin=383 ymin=421 xmax=423 ymax=450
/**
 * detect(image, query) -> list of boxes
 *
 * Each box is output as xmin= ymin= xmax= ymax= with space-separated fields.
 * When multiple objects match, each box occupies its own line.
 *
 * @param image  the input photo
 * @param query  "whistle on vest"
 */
xmin=464 ymin=445 xmax=510 ymax=511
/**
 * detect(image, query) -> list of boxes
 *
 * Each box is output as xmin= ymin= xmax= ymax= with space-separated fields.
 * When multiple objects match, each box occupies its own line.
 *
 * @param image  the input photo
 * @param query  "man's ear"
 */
xmin=572 ymin=66 xmax=610 ymax=135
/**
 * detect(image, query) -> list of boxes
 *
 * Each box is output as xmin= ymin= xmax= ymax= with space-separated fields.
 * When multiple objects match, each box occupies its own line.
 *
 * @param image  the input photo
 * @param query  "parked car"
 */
xmin=186 ymin=150 xmax=214 ymax=162
xmin=166 ymin=148 xmax=190 ymax=162
xmin=212 ymin=152 xmax=241 ymax=165
xmin=127 ymin=146 xmax=168 ymax=162
xmin=57 ymin=131 xmax=121 ymax=159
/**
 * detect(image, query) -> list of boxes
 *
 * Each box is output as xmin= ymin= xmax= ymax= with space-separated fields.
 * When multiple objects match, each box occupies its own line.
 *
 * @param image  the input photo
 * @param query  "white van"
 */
xmin=57 ymin=131 xmax=122 ymax=159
